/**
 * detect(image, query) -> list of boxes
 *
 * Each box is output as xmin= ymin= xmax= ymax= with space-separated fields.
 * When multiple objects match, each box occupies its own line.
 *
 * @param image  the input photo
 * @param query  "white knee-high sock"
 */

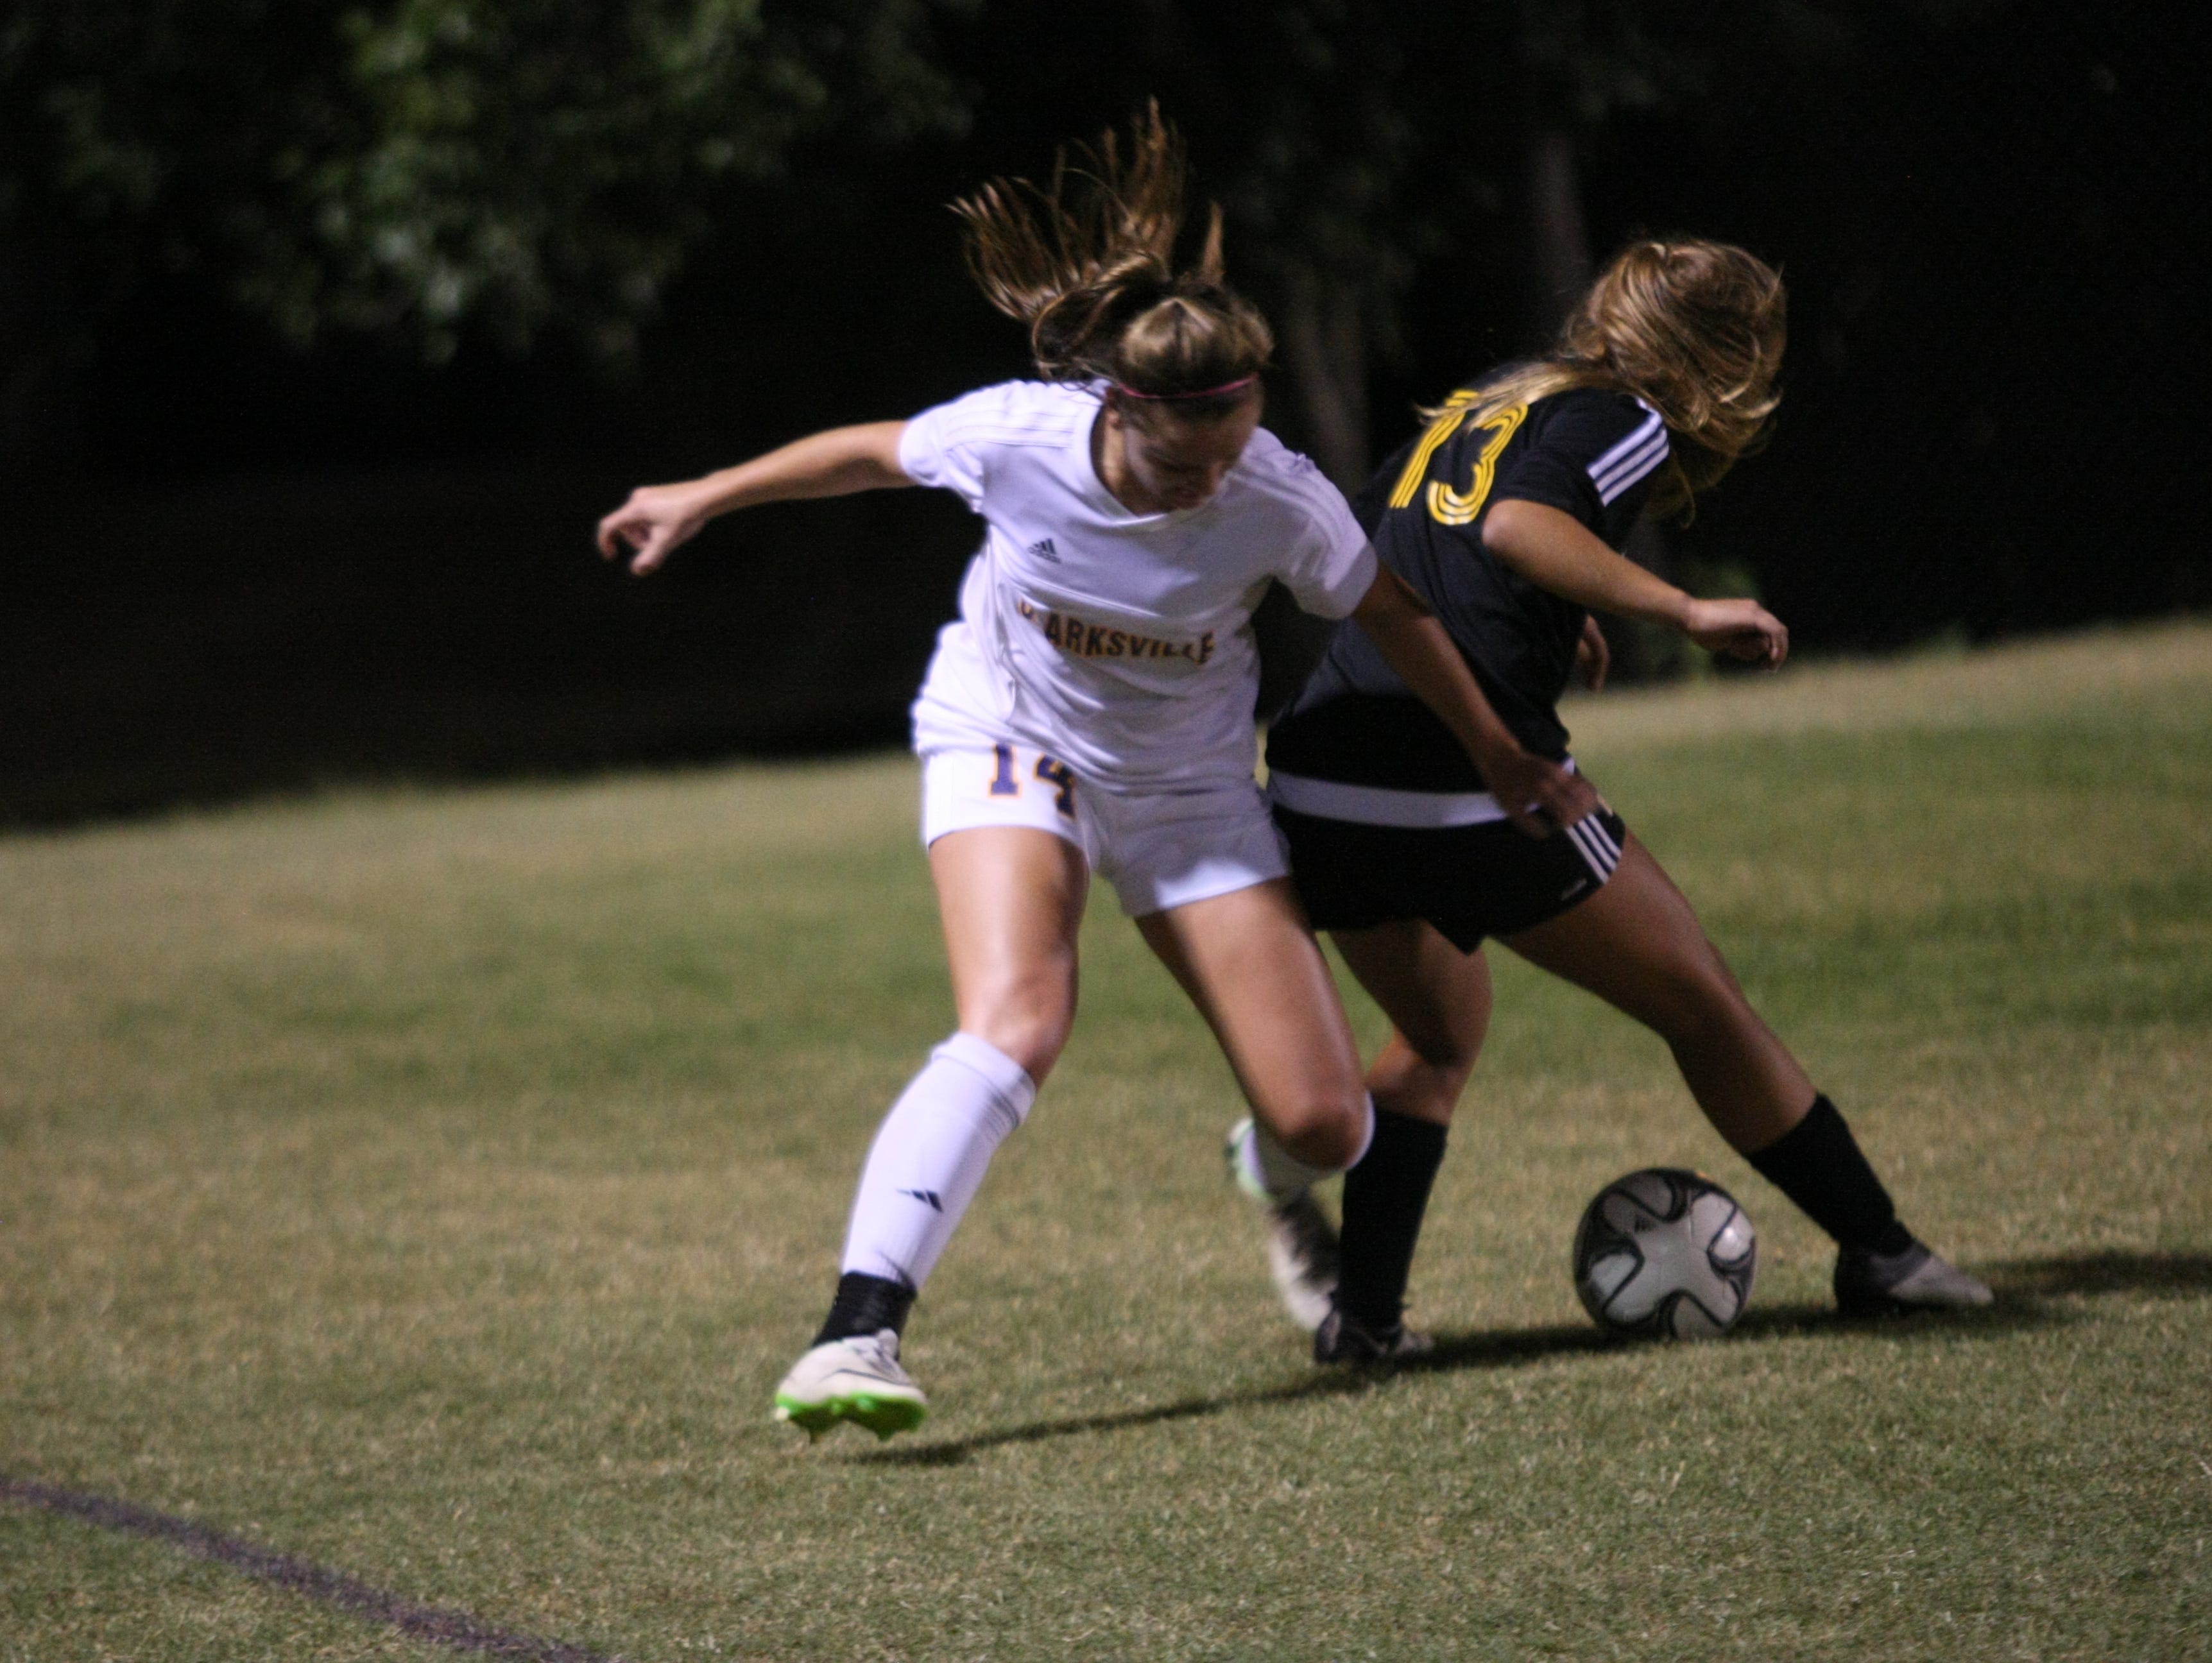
xmin=840 ymin=1032 xmax=1038 ymax=1290
xmin=1232 ymin=1094 xmax=1377 ymax=1201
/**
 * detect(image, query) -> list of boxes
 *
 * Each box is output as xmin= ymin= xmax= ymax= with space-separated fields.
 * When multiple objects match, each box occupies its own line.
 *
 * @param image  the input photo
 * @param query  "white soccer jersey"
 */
xmin=898 ymin=380 xmax=1376 ymax=791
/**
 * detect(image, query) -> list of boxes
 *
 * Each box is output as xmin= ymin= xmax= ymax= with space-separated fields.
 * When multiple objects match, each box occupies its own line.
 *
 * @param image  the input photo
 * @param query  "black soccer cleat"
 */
xmin=1313 ymin=1306 xmax=1436 ymax=1365
xmin=1834 ymin=1237 xmax=1994 ymax=1316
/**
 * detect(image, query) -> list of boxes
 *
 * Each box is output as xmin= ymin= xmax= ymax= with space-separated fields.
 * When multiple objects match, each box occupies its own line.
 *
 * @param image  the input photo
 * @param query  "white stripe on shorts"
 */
xmin=1267 ymin=765 xmax=1580 ymax=829
xmin=1565 ymin=815 xmax=1622 ymax=881
xmin=1268 ymin=772 xmax=1508 ymax=828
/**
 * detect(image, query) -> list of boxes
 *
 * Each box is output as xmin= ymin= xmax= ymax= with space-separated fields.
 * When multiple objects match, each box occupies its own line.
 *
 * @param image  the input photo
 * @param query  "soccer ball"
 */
xmin=1572 ymin=1168 xmax=1757 ymax=1339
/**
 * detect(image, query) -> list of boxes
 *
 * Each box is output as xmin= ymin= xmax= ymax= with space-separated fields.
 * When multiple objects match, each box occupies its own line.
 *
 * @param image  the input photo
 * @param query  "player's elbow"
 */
xmin=1479 ymin=500 xmax=1539 ymax=569
xmin=835 ymin=422 xmax=915 ymax=492
xmin=1351 ymin=563 xmax=1430 ymax=629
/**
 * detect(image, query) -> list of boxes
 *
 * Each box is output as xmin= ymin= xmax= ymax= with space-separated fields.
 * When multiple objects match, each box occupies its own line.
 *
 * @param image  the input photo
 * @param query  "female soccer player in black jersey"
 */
xmin=1233 ymin=239 xmax=1992 ymax=1361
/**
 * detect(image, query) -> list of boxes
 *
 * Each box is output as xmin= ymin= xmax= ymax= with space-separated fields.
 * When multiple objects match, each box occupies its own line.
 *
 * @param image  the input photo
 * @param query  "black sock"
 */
xmin=813 ymin=1272 xmax=916 ymax=1345
xmin=1743 ymin=1095 xmax=1913 ymax=1255
xmin=1336 ymin=1109 xmax=1450 ymax=1332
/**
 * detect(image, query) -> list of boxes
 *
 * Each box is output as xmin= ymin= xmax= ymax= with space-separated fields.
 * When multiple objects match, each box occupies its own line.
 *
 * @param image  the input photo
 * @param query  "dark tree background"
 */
xmin=3 ymin=0 xmax=2203 ymax=823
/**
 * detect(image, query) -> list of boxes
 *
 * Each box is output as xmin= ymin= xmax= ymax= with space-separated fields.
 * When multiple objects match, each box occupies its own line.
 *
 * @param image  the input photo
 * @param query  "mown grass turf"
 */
xmin=4 ymin=623 xmax=2209 ymax=1660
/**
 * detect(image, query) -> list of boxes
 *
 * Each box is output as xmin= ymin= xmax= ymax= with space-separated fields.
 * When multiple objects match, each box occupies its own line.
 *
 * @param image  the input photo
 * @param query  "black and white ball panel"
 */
xmin=1572 ymin=1168 xmax=1758 ymax=1339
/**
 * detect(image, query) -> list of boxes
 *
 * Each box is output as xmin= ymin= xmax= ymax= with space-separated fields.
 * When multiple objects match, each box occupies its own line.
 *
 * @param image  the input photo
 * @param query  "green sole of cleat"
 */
xmin=848 ymin=1395 xmax=928 ymax=1440
xmin=773 ymin=1397 xmax=841 ymax=1438
xmin=773 ymin=1392 xmax=928 ymax=1442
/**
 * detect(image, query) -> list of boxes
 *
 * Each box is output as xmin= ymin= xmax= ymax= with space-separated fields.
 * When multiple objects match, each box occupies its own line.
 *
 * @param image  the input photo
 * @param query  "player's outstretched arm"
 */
xmin=596 ymin=421 xmax=914 ymax=576
xmin=1351 ymin=565 xmax=1599 ymax=836
xmin=1482 ymin=499 xmax=1788 ymax=667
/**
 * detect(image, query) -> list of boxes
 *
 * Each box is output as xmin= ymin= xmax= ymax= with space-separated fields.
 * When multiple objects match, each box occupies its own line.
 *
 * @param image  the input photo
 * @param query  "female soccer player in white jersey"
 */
xmin=1235 ymin=239 xmax=1992 ymax=1362
xmin=596 ymin=112 xmax=1588 ymax=1438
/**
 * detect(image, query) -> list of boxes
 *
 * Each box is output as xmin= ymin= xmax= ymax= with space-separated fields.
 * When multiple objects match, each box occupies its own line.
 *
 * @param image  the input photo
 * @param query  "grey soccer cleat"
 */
xmin=773 ymin=1328 xmax=928 ymax=1442
xmin=1834 ymin=1238 xmax=1994 ymax=1316
xmin=1314 ymin=1306 xmax=1436 ymax=1365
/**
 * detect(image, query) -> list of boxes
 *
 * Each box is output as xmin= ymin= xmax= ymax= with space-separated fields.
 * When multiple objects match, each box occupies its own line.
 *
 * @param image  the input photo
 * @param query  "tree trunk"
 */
xmin=1525 ymin=119 xmax=1682 ymax=679
xmin=1276 ymin=260 xmax=1371 ymax=493
xmin=1254 ymin=261 xmax=1371 ymax=719
xmin=1526 ymin=123 xmax=1593 ymax=334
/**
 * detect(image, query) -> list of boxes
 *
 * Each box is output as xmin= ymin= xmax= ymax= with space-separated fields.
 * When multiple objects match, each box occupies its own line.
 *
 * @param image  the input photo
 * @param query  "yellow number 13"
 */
xmin=1426 ymin=402 xmax=1527 ymax=526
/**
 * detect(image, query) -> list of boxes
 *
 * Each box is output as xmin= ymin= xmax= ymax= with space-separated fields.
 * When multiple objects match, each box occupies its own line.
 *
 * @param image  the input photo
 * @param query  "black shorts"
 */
xmin=1274 ymin=803 xmax=1631 ymax=951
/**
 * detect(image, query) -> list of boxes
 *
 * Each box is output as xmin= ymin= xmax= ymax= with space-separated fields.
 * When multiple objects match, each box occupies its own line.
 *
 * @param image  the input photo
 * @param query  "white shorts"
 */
xmin=920 ymin=744 xmax=1290 ymax=918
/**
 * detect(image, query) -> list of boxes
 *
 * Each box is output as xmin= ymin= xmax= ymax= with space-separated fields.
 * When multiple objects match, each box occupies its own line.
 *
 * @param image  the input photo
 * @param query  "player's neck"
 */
xmin=1091 ymin=411 xmax=1164 ymax=515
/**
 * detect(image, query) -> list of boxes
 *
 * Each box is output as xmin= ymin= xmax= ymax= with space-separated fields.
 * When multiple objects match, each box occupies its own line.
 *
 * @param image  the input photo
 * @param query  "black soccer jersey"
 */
xmin=1266 ymin=383 xmax=1668 ymax=790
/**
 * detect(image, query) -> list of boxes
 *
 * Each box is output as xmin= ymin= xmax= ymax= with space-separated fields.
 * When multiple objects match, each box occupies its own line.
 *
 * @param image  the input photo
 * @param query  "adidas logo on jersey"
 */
xmin=1026 ymin=536 xmax=1061 ymax=562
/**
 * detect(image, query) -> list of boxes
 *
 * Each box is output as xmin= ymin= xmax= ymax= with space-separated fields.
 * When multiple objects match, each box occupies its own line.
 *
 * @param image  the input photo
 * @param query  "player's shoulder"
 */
xmin=1523 ymin=386 xmax=1668 ymax=493
xmin=1522 ymin=382 xmax=1647 ymax=425
xmin=1525 ymin=384 xmax=1665 ymax=450
xmin=918 ymin=379 xmax=1098 ymax=446
xmin=1235 ymin=427 xmax=1348 ymax=515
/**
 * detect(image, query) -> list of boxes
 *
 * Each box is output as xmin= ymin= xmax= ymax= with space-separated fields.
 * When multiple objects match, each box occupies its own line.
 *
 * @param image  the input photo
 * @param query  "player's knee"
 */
xmin=1268 ymin=1091 xmax=1369 ymax=1172
xmin=1369 ymin=1030 xmax=1477 ymax=1125
xmin=1643 ymin=946 xmax=1755 ymax=1051
xmin=960 ymin=964 xmax=1077 ymax=1084
xmin=1406 ymin=1025 xmax=1484 ymax=1077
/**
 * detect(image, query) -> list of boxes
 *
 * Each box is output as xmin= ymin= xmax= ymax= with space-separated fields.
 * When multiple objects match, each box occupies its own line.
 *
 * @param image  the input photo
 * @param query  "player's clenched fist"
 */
xmin=596 ymin=482 xmax=712 ymax=576
xmin=1681 ymin=596 xmax=1789 ymax=667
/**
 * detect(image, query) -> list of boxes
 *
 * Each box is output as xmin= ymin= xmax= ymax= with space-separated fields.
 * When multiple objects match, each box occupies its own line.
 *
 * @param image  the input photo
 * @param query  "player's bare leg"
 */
xmin=1260 ymin=919 xmax=1494 ymax=1359
xmin=1502 ymin=834 xmax=1987 ymax=1313
xmin=1332 ymin=919 xmax=1493 ymax=1130
xmin=1142 ymin=880 xmax=1390 ymax=1343
xmin=776 ymin=826 xmax=1087 ymax=1440
xmin=1499 ymin=837 xmax=1810 ymax=1154
xmin=1136 ymin=878 xmax=1369 ymax=1171
xmin=929 ymin=825 xmax=1088 ymax=1085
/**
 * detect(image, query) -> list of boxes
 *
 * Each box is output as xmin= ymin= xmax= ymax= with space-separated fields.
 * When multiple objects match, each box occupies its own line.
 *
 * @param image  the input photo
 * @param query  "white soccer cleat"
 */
xmin=1226 ymin=1118 xmax=1341 ymax=1331
xmin=1223 ymin=1115 xmax=1274 ymax=1202
xmin=1263 ymin=1191 xmax=1341 ymax=1333
xmin=772 ymin=1329 xmax=928 ymax=1442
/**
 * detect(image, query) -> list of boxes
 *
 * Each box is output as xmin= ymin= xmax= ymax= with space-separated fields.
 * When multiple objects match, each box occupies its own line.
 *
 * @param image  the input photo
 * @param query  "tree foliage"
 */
xmin=0 ymin=0 xmax=965 ymax=452
xmin=1081 ymin=1 xmax=2012 ymax=490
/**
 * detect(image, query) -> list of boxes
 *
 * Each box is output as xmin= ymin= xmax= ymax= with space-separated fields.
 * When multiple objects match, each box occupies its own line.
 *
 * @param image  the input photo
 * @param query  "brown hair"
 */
xmin=1441 ymin=239 xmax=1787 ymax=517
xmin=952 ymin=103 xmax=1272 ymax=422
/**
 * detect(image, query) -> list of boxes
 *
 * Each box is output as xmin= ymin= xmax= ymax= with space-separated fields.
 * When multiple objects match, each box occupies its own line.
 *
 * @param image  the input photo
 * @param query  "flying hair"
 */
xmin=1436 ymin=239 xmax=1787 ymax=518
xmin=951 ymin=103 xmax=1272 ymax=418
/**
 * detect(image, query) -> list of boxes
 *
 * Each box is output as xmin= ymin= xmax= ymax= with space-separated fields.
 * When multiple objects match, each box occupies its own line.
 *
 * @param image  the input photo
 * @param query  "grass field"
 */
xmin=4 ymin=624 xmax=2210 ymax=1661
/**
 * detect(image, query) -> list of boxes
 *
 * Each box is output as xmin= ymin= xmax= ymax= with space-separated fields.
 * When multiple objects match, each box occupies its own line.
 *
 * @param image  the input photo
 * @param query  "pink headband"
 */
xmin=1109 ymin=375 xmax=1260 ymax=402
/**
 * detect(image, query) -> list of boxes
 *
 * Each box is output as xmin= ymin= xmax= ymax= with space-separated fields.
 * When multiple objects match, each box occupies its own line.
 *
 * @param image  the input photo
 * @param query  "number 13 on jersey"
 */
xmin=1386 ymin=398 xmax=1529 ymax=527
